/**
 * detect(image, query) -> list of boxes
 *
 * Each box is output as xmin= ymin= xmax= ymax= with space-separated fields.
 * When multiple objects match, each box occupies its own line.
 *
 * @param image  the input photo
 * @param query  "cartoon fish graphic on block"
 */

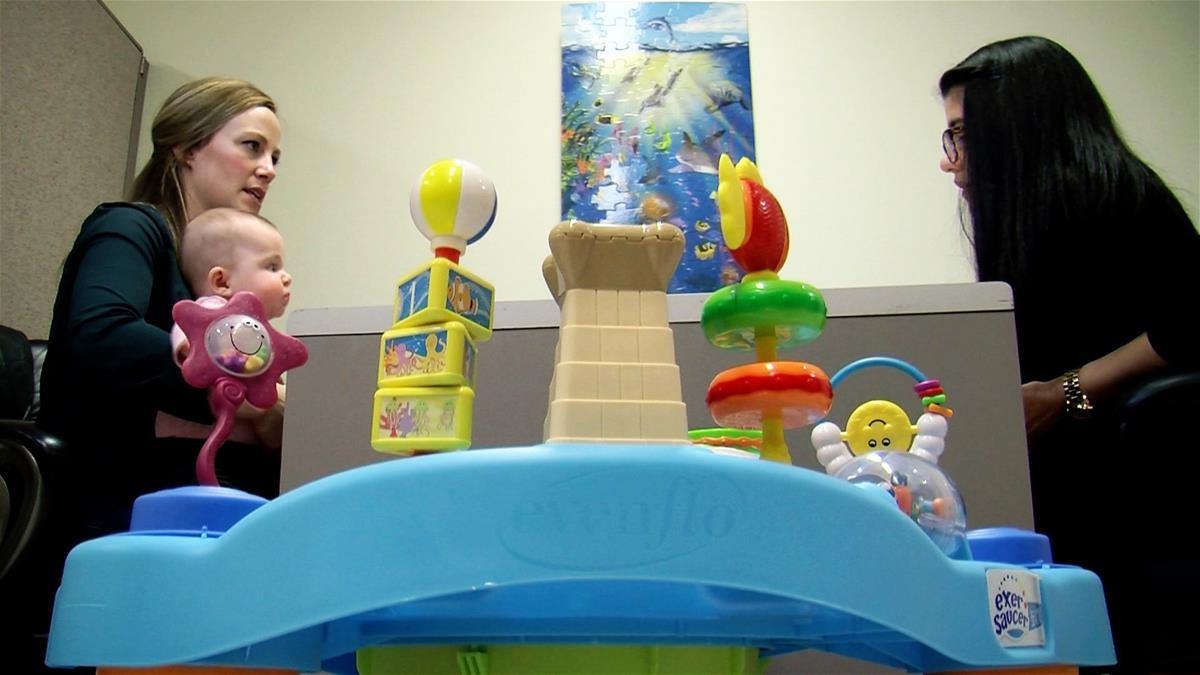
xmin=448 ymin=276 xmax=478 ymax=316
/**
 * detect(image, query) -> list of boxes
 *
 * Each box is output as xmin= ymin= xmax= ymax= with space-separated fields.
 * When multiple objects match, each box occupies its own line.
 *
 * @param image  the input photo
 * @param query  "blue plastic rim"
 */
xmin=967 ymin=527 xmax=1053 ymax=566
xmin=129 ymin=485 xmax=267 ymax=536
xmin=48 ymin=445 xmax=1114 ymax=671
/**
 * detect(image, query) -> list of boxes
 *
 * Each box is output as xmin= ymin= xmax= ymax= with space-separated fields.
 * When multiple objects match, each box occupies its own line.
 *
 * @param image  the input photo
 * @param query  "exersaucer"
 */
xmin=46 ymin=158 xmax=1114 ymax=675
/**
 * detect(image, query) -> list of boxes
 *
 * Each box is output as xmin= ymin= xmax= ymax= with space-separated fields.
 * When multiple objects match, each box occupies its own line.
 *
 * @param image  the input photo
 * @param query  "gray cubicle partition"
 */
xmin=281 ymin=281 xmax=1032 ymax=531
xmin=0 ymin=0 xmax=147 ymax=337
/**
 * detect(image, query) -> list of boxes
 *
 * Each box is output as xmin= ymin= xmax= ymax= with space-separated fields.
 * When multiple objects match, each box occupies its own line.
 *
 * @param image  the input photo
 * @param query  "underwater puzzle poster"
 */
xmin=561 ymin=2 xmax=756 ymax=293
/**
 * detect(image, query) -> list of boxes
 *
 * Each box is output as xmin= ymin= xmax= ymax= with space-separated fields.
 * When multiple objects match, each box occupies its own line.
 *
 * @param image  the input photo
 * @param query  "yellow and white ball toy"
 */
xmin=410 ymin=159 xmax=497 ymax=261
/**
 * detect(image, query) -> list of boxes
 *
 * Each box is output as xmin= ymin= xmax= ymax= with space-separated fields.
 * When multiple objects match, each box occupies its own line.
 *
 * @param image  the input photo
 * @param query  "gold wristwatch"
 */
xmin=1062 ymin=369 xmax=1094 ymax=419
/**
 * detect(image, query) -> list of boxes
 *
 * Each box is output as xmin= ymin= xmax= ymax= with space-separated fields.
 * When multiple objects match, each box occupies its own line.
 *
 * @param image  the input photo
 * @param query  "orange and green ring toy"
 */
xmin=701 ymin=273 xmax=827 ymax=351
xmin=688 ymin=427 xmax=763 ymax=452
xmin=700 ymin=155 xmax=834 ymax=465
xmin=707 ymin=362 xmax=833 ymax=428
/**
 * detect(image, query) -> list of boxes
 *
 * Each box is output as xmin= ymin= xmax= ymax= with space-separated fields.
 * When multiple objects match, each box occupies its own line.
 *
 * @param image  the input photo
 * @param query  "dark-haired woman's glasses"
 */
xmin=942 ymin=125 xmax=964 ymax=164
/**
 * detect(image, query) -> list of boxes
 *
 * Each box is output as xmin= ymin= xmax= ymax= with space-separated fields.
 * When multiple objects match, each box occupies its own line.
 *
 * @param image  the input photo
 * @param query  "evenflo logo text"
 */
xmin=500 ymin=470 xmax=743 ymax=570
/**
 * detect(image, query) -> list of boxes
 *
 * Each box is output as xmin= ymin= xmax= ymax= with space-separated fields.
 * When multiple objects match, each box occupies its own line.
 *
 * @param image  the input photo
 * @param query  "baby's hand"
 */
xmin=174 ymin=337 xmax=191 ymax=366
xmin=234 ymin=383 xmax=286 ymax=449
xmin=252 ymin=396 xmax=285 ymax=449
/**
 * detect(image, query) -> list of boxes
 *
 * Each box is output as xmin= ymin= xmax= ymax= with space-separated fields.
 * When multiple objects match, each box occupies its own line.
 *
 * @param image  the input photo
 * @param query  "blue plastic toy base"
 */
xmin=129 ymin=485 xmax=267 ymax=537
xmin=47 ymin=444 xmax=1114 ymax=672
xmin=968 ymin=526 xmax=1054 ymax=566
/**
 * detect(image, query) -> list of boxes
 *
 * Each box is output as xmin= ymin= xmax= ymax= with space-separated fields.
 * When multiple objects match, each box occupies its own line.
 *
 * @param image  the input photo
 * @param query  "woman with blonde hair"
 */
xmin=23 ymin=77 xmax=285 ymax=671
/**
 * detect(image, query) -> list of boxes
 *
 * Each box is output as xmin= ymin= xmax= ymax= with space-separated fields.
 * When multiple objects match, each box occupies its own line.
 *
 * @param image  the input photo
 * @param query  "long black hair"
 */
xmin=939 ymin=36 xmax=1177 ymax=294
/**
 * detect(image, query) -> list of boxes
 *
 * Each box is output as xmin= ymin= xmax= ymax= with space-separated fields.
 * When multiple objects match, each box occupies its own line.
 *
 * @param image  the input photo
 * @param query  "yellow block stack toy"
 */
xmin=371 ymin=159 xmax=496 ymax=455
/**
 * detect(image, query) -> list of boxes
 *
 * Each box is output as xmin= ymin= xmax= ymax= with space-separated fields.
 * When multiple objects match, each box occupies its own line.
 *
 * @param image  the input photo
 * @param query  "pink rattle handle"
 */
xmin=196 ymin=377 xmax=247 ymax=486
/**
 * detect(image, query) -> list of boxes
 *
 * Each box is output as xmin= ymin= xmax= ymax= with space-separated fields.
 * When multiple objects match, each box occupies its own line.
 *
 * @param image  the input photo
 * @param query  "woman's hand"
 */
xmin=251 ymin=400 xmax=285 ymax=449
xmin=1022 ymin=335 xmax=1171 ymax=449
xmin=236 ymin=382 xmax=286 ymax=449
xmin=1022 ymin=377 xmax=1065 ymax=446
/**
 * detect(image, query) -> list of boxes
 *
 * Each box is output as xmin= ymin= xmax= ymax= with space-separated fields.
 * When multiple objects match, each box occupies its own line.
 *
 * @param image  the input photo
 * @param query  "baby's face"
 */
xmin=225 ymin=223 xmax=291 ymax=319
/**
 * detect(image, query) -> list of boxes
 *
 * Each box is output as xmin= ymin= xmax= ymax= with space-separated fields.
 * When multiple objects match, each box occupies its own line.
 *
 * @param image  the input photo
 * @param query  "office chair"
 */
xmin=0 ymin=325 xmax=70 ymax=669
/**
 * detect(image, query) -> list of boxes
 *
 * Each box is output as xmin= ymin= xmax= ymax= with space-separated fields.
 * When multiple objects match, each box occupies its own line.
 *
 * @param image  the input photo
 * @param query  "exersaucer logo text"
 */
xmin=986 ymin=569 xmax=1044 ymax=647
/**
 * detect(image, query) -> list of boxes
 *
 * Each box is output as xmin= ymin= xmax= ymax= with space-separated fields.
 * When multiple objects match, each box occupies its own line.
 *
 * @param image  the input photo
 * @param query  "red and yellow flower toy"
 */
xmin=701 ymin=155 xmax=832 ymax=464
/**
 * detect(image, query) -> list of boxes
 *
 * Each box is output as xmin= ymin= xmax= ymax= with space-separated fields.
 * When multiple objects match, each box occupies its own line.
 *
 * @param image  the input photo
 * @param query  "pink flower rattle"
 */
xmin=172 ymin=291 xmax=308 ymax=486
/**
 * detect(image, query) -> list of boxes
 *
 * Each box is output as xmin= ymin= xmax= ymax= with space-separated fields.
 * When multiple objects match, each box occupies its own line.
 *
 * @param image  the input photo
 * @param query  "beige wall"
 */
xmin=0 ymin=0 xmax=145 ymax=338
xmin=100 ymin=1 xmax=1200 ymax=324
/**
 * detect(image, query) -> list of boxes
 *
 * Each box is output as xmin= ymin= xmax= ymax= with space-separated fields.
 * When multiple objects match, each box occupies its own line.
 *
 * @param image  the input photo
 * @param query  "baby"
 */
xmin=158 ymin=207 xmax=292 ymax=446
xmin=172 ymin=207 xmax=292 ymax=362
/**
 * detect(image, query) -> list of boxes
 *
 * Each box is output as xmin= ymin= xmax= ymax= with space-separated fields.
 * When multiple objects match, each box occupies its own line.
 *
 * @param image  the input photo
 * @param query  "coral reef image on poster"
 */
xmin=561 ymin=2 xmax=756 ymax=293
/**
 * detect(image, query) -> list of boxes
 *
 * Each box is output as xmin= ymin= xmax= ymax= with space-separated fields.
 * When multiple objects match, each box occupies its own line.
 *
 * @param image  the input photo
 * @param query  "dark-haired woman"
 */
xmin=939 ymin=36 xmax=1199 ymax=672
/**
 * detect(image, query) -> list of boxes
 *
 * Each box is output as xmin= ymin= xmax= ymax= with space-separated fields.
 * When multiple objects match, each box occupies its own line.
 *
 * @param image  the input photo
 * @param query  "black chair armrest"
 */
xmin=0 ymin=419 xmax=67 ymax=583
xmin=0 ymin=437 xmax=46 ymax=582
xmin=1116 ymin=370 xmax=1200 ymax=441
xmin=0 ymin=420 xmax=67 ymax=462
xmin=1119 ymin=371 xmax=1200 ymax=411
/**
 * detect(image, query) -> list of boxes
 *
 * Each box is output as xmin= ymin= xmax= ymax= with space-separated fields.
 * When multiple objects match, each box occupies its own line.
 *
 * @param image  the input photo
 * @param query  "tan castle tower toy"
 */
xmin=541 ymin=220 xmax=689 ymax=444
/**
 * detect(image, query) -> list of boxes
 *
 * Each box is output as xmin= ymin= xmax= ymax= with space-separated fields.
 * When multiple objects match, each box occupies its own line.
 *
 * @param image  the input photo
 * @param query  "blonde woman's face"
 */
xmin=179 ymin=106 xmax=282 ymax=217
